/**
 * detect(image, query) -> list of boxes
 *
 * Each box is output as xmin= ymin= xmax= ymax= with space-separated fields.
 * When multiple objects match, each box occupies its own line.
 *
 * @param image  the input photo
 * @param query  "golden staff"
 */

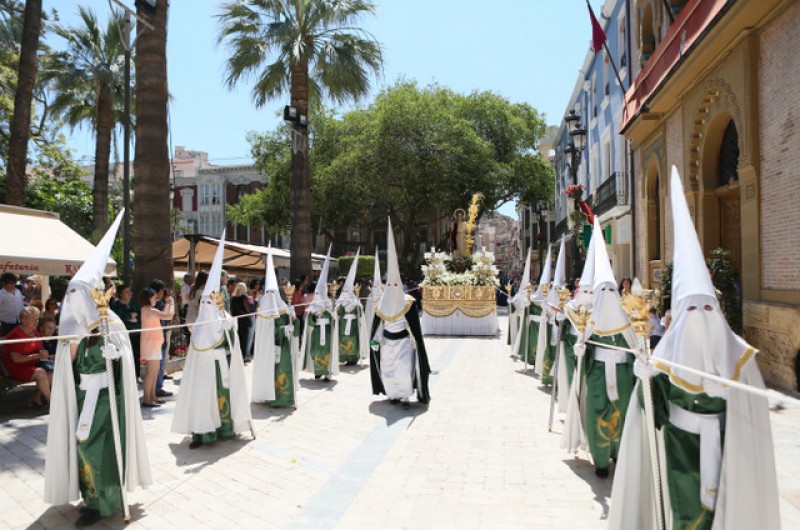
xmin=89 ymin=286 xmax=130 ymax=522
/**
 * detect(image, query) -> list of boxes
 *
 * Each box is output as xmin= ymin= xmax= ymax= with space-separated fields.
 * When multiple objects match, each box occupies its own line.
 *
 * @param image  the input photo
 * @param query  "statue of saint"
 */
xmin=449 ymin=210 xmax=467 ymax=256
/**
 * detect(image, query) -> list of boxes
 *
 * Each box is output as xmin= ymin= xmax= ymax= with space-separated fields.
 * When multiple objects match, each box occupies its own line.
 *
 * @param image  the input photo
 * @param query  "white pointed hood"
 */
xmin=511 ymin=248 xmax=532 ymax=310
xmin=308 ymin=245 xmax=334 ymax=314
xmin=258 ymin=247 xmax=288 ymax=318
xmin=376 ymin=218 xmax=411 ymax=321
xmin=338 ymin=248 xmax=361 ymax=311
xmin=191 ymin=230 xmax=229 ymax=351
xmin=591 ymin=217 xmax=631 ymax=337
xmin=59 ymin=210 xmax=125 ymax=339
xmin=371 ymin=247 xmax=383 ymax=301
xmin=568 ymin=222 xmax=598 ymax=313
xmin=547 ymin=238 xmax=567 ymax=311
xmin=531 ymin=244 xmax=552 ymax=304
xmin=653 ymin=166 xmax=754 ymax=395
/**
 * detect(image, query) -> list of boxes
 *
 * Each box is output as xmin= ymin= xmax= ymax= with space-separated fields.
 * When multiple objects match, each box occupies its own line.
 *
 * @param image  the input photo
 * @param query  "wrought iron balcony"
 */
xmin=555 ymin=217 xmax=568 ymax=238
xmin=590 ymin=171 xmax=629 ymax=217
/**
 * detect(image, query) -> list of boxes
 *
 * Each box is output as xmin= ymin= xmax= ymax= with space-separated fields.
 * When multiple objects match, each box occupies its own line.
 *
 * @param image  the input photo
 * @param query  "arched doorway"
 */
xmin=715 ymin=120 xmax=741 ymax=272
xmin=645 ymin=153 xmax=662 ymax=286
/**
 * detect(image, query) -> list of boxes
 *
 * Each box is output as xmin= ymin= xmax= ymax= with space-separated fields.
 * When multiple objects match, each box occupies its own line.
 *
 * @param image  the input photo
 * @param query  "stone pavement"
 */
xmin=1 ymin=315 xmax=799 ymax=529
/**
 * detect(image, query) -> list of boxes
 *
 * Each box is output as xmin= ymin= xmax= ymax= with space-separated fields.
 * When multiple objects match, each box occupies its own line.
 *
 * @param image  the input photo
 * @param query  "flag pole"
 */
xmin=603 ymin=40 xmax=628 ymax=93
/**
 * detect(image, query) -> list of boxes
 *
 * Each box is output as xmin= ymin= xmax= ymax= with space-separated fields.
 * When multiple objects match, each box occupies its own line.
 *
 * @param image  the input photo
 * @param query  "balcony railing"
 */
xmin=555 ymin=217 xmax=568 ymax=238
xmin=590 ymin=171 xmax=629 ymax=217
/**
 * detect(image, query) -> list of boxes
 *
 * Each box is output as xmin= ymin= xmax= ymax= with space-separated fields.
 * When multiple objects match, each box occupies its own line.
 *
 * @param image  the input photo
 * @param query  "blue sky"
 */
xmin=47 ymin=0 xmax=604 ymax=216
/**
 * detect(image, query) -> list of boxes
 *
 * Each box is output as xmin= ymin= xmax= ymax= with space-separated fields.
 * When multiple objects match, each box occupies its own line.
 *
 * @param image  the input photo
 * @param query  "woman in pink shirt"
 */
xmin=139 ymin=287 xmax=174 ymax=407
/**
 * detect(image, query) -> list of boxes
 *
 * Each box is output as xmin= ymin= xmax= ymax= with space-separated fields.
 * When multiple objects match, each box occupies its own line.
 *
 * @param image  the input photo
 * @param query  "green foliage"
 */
xmin=232 ymin=81 xmax=553 ymax=274
xmin=337 ymin=255 xmax=382 ymax=278
xmin=707 ymin=248 xmax=742 ymax=333
xmin=658 ymin=261 xmax=673 ymax=315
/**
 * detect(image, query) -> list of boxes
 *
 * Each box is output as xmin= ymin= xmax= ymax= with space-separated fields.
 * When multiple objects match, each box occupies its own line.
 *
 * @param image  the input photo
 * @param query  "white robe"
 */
xmin=171 ymin=318 xmax=251 ymax=435
xmin=44 ymin=317 xmax=152 ymax=504
xmin=607 ymin=361 xmax=780 ymax=530
xmin=374 ymin=318 xmax=417 ymax=400
xmin=251 ymin=313 xmax=299 ymax=404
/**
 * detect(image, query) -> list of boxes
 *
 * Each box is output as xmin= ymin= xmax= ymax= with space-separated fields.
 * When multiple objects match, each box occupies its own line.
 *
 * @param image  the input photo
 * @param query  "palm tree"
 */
xmin=5 ymin=0 xmax=42 ymax=206
xmin=132 ymin=0 xmax=171 ymax=293
xmin=217 ymin=0 xmax=382 ymax=279
xmin=45 ymin=7 xmax=128 ymax=237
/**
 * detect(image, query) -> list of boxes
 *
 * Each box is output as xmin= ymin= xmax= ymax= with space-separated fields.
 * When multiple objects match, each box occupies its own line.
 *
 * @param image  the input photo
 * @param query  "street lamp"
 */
xmin=564 ymin=109 xmax=586 ymax=281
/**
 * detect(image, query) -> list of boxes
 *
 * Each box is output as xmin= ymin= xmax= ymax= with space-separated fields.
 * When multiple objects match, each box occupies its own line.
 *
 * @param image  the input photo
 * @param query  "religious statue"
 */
xmin=449 ymin=209 xmax=468 ymax=257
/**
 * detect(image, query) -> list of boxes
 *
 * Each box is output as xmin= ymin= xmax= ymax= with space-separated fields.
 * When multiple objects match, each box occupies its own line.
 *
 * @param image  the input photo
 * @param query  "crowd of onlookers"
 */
xmin=0 ymin=267 xmax=424 ymax=411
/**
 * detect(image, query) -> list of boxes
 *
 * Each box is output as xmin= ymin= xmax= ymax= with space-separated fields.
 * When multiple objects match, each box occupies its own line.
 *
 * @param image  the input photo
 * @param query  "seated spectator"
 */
xmin=42 ymin=297 xmax=60 ymax=324
xmin=2 ymin=306 xmax=51 ymax=407
xmin=38 ymin=315 xmax=58 ymax=359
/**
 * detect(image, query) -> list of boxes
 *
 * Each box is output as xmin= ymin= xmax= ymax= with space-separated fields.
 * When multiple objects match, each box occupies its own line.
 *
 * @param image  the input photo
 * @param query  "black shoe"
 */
xmin=595 ymin=468 xmax=609 ymax=478
xmin=323 ymin=376 xmax=331 ymax=382
xmin=315 ymin=375 xmax=321 ymax=380
xmin=164 ymin=374 xmax=174 ymax=380
xmin=389 ymin=399 xmax=400 ymax=405
xmin=401 ymin=402 xmax=410 ymax=410
xmin=189 ymin=440 xmax=203 ymax=450
xmin=75 ymin=508 xmax=102 ymax=526
xmin=141 ymin=402 xmax=160 ymax=408
xmin=155 ymin=399 xmax=166 ymax=405
xmin=156 ymin=390 xmax=173 ymax=397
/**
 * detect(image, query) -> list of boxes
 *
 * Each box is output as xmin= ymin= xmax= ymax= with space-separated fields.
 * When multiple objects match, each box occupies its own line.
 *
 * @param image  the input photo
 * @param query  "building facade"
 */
xmin=623 ymin=0 xmax=800 ymax=390
xmin=554 ymin=0 xmax=633 ymax=284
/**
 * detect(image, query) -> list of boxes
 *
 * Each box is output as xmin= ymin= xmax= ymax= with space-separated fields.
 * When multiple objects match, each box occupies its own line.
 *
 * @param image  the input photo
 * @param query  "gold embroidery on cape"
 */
xmin=590 ymin=322 xmax=632 ymax=336
xmin=376 ymin=300 xmax=414 ymax=322
xmin=191 ymin=334 xmax=226 ymax=352
xmin=339 ymin=339 xmax=355 ymax=355
xmin=422 ymin=285 xmax=496 ymax=318
xmin=732 ymin=346 xmax=756 ymax=382
xmin=78 ymin=453 xmax=98 ymax=500
xmin=596 ymin=404 xmax=622 ymax=447
xmin=256 ymin=308 xmax=289 ymax=321
xmin=275 ymin=372 xmax=289 ymax=394
xmin=314 ymin=352 xmax=331 ymax=371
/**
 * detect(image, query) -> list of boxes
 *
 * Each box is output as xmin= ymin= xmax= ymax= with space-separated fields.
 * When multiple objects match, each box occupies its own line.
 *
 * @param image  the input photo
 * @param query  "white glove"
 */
xmin=284 ymin=325 xmax=294 ymax=340
xmin=634 ymin=358 xmax=657 ymax=380
xmin=555 ymin=312 xmax=566 ymax=322
xmin=101 ymin=343 xmax=121 ymax=361
xmin=574 ymin=342 xmax=586 ymax=358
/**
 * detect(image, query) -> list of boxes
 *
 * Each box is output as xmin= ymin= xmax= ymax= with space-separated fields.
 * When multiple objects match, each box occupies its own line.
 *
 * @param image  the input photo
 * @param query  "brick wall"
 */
xmin=758 ymin=1 xmax=800 ymax=291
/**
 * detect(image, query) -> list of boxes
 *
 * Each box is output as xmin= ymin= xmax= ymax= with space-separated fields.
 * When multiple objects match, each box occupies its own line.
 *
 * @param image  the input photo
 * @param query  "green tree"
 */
xmin=133 ymin=0 xmax=171 ymax=293
xmin=5 ymin=0 xmax=42 ymax=205
xmin=229 ymin=82 xmax=553 ymax=275
xmin=44 ymin=6 xmax=128 ymax=236
xmin=217 ymin=0 xmax=383 ymax=279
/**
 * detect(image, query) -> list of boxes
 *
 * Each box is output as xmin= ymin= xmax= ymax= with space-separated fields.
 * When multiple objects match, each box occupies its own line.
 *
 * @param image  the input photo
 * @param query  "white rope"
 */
xmin=583 ymin=339 xmax=800 ymax=407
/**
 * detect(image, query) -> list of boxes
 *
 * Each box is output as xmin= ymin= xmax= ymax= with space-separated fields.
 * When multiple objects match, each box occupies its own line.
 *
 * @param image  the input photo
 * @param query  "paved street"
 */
xmin=1 ymin=315 xmax=799 ymax=529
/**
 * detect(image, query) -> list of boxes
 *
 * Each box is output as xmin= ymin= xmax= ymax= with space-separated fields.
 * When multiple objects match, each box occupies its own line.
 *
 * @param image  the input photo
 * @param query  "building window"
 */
xmin=603 ymin=140 xmax=612 ymax=183
xmin=199 ymin=183 xmax=222 ymax=206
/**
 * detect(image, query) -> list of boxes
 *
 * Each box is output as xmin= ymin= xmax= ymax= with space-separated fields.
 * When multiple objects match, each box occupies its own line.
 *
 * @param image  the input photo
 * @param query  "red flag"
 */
xmin=587 ymin=1 xmax=606 ymax=54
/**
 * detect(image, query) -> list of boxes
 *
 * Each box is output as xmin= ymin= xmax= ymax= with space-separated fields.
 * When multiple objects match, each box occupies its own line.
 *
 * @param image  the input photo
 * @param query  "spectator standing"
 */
xmin=185 ymin=271 xmax=208 ymax=326
xmin=179 ymin=273 xmax=194 ymax=319
xmin=149 ymin=279 xmax=173 ymax=397
xmin=111 ymin=285 xmax=142 ymax=372
xmin=3 ymin=306 xmax=51 ymax=407
xmin=0 ymin=272 xmax=25 ymax=336
xmin=648 ymin=307 xmax=664 ymax=349
xmin=231 ymin=282 xmax=256 ymax=362
xmin=221 ymin=270 xmax=232 ymax=313
xmin=139 ymin=288 xmax=175 ymax=407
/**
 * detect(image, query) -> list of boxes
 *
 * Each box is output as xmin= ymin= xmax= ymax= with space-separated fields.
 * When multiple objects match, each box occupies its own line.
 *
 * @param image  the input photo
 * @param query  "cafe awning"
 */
xmin=0 ymin=205 xmax=116 ymax=277
xmin=172 ymin=235 xmax=332 ymax=276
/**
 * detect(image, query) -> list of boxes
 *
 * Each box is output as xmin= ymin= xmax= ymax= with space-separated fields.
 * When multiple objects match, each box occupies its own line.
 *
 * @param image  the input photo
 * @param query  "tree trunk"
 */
xmin=92 ymin=84 xmax=113 ymax=238
xmin=133 ymin=0 xmax=172 ymax=293
xmin=289 ymin=58 xmax=312 ymax=280
xmin=5 ymin=0 xmax=42 ymax=206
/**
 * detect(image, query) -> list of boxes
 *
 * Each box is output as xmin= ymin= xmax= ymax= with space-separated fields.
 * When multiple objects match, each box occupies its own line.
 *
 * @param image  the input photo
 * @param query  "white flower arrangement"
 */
xmin=421 ymin=250 xmax=499 ymax=287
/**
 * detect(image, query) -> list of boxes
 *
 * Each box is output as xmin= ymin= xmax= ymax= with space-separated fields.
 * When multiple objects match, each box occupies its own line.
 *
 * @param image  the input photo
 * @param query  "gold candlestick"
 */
xmin=620 ymin=279 xmax=652 ymax=337
xmin=505 ymin=282 xmax=513 ymax=296
xmin=283 ymin=283 xmax=295 ymax=300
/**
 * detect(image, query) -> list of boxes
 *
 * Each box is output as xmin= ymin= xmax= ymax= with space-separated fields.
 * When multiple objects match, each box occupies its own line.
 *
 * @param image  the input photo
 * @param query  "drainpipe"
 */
xmin=626 ymin=0 xmax=637 ymax=280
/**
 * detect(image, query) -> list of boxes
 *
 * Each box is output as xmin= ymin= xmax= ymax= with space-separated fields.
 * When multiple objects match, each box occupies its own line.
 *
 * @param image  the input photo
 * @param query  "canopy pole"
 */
xmin=188 ymin=235 xmax=196 ymax=275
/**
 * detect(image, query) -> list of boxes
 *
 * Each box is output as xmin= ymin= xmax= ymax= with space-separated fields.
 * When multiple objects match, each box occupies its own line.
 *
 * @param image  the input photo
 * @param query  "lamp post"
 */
xmin=564 ymin=109 xmax=586 ymax=281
